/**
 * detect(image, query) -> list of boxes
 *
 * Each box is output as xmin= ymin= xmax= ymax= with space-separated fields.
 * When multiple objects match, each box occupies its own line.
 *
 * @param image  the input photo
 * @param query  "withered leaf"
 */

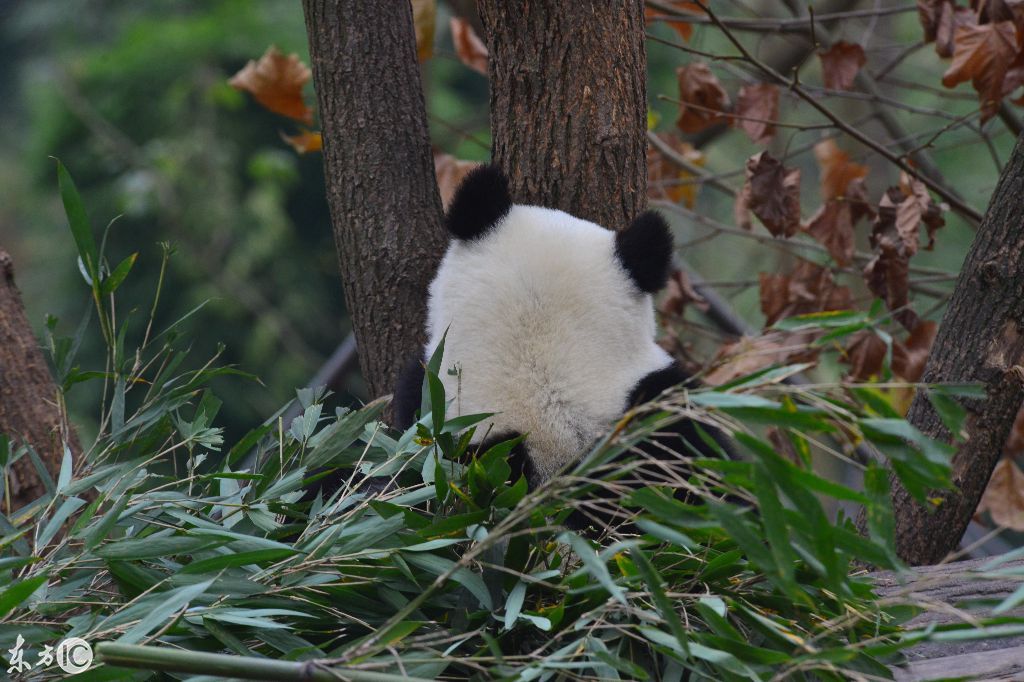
xmin=704 ymin=331 xmax=819 ymax=386
xmin=864 ymin=191 xmax=916 ymax=331
xmin=936 ymin=2 xmax=977 ymax=58
xmin=942 ymin=21 xmax=1018 ymax=121
xmin=819 ymin=41 xmax=867 ymax=91
xmin=645 ymin=1 xmax=703 ymax=42
xmin=229 ymin=46 xmax=313 ymax=124
xmin=1001 ymin=51 xmax=1024 ymax=100
xmin=675 ymin=62 xmax=730 ymax=133
xmin=659 ymin=269 xmax=709 ymax=319
xmin=412 ymin=0 xmax=437 ymax=62
xmin=898 ymin=172 xmax=945 ymax=250
xmin=863 ymin=174 xmax=945 ymax=329
xmin=892 ymin=320 xmax=937 ymax=382
xmin=450 ymin=17 xmax=488 ymax=75
xmin=434 ymin=153 xmax=479 ymax=209
xmin=280 ymin=129 xmax=322 ymax=154
xmin=977 ymin=0 xmax=1024 ymax=26
xmin=735 ymin=152 xmax=801 ymax=238
xmin=734 ymin=83 xmax=780 ymax=145
xmin=843 ymin=330 xmax=888 ymax=381
xmin=759 ymin=260 xmax=853 ymax=326
xmin=648 ymin=133 xmax=706 ymax=208
xmin=804 ymin=177 xmax=873 ymax=267
xmin=976 ymin=457 xmax=1024 ymax=530
xmin=814 ymin=139 xmax=869 ymax=201
xmin=918 ymin=0 xmax=948 ymax=43
xmin=843 ymin=320 xmax=937 ymax=382
xmin=864 ymin=253 xmax=915 ymax=331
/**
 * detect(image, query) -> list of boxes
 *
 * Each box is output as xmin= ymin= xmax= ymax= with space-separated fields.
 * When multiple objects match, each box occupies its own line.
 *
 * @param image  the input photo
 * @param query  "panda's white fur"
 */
xmin=424 ymin=204 xmax=675 ymax=485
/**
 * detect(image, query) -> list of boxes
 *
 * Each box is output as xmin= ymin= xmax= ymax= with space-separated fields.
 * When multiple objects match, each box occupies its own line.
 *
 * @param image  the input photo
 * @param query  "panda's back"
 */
xmin=425 ymin=205 xmax=672 ymax=482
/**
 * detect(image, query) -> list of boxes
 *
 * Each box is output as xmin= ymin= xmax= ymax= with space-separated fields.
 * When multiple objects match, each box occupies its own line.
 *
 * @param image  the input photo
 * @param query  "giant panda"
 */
xmin=392 ymin=165 xmax=725 ymax=530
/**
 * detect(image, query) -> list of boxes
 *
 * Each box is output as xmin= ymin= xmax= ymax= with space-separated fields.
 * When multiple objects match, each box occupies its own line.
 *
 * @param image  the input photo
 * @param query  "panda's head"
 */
xmin=424 ymin=164 xmax=678 ymax=486
xmin=445 ymin=165 xmax=674 ymax=294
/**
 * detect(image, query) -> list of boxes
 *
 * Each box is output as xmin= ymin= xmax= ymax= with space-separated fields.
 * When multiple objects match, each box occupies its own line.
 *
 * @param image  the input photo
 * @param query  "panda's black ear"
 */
xmin=615 ymin=210 xmax=673 ymax=293
xmin=446 ymin=164 xmax=512 ymax=240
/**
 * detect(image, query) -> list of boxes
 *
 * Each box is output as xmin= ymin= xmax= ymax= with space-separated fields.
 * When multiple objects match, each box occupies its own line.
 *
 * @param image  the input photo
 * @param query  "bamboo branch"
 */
xmin=95 ymin=643 xmax=433 ymax=682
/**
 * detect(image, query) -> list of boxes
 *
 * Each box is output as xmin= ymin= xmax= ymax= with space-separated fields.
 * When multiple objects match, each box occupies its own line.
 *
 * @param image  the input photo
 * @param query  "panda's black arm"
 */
xmin=392 ymin=357 xmax=425 ymax=430
xmin=628 ymin=362 xmax=734 ymax=460
xmin=627 ymin=363 xmax=697 ymax=406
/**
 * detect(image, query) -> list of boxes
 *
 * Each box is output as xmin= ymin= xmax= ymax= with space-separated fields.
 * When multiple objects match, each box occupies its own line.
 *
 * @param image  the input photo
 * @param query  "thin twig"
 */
xmin=693 ymin=0 xmax=984 ymax=226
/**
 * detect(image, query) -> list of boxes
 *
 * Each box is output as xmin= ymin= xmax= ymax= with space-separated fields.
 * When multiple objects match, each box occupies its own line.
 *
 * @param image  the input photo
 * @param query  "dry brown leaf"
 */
xmin=937 ymin=3 xmax=977 ymax=58
xmin=450 ymin=17 xmax=488 ymax=75
xmin=412 ymin=0 xmax=437 ymax=62
xmin=645 ymin=1 xmax=703 ymax=42
xmin=942 ymin=21 xmax=1018 ymax=121
xmin=704 ymin=331 xmax=819 ymax=386
xmin=864 ymin=254 xmax=915 ymax=331
xmin=659 ymin=269 xmax=709 ymax=318
xmin=1001 ymin=50 xmax=1024 ymax=100
xmin=804 ymin=202 xmax=855 ymax=267
xmin=977 ymin=0 xmax=1024 ymax=26
xmin=648 ymin=134 xmax=706 ymax=207
xmin=863 ymin=175 xmax=944 ymax=330
xmin=735 ymin=152 xmax=801 ymax=238
xmin=813 ymin=139 xmax=869 ymax=201
xmin=976 ymin=457 xmax=1024 ymax=530
xmin=759 ymin=260 xmax=853 ymax=326
xmin=842 ymin=320 xmax=937 ymax=383
xmin=280 ymin=129 xmax=322 ymax=154
xmin=229 ymin=46 xmax=313 ymax=124
xmin=803 ymin=178 xmax=873 ymax=267
xmin=864 ymin=188 xmax=916 ymax=330
xmin=918 ymin=0 xmax=949 ymax=42
xmin=843 ymin=330 xmax=889 ymax=381
xmin=734 ymin=83 xmax=779 ymax=145
xmin=892 ymin=320 xmax=938 ymax=382
xmin=898 ymin=172 xmax=946 ymax=250
xmin=675 ymin=62 xmax=730 ymax=133
xmin=434 ymin=153 xmax=479 ymax=209
xmin=819 ymin=41 xmax=867 ymax=91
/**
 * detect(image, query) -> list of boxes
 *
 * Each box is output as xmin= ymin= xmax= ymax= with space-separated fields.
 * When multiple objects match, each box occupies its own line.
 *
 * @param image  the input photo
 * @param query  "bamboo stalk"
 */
xmin=95 ymin=643 xmax=434 ymax=682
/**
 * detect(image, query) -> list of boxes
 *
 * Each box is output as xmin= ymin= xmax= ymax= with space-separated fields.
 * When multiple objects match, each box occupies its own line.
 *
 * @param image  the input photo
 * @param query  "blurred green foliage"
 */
xmin=1 ymin=1 xmax=347 ymax=441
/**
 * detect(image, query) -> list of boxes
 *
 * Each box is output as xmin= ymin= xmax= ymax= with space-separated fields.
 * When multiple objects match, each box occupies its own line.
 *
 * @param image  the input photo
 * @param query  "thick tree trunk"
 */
xmin=884 ymin=133 xmax=1024 ymax=565
xmin=301 ymin=0 xmax=447 ymax=399
xmin=477 ymin=1 xmax=648 ymax=230
xmin=0 ymin=250 xmax=79 ymax=510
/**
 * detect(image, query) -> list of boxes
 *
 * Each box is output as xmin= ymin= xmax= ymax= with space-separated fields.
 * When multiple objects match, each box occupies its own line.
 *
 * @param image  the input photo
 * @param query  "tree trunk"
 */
xmin=301 ymin=0 xmax=448 ymax=399
xmin=477 ymin=1 xmax=648 ymax=230
xmin=883 ymin=133 xmax=1024 ymax=565
xmin=0 ymin=249 xmax=79 ymax=511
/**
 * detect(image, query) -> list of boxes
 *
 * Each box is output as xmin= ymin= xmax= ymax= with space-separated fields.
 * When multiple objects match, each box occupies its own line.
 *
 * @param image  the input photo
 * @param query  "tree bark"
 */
xmin=0 ymin=249 xmax=79 ymax=510
xmin=301 ymin=0 xmax=448 ymax=399
xmin=882 ymin=133 xmax=1024 ymax=565
xmin=477 ymin=1 xmax=648 ymax=230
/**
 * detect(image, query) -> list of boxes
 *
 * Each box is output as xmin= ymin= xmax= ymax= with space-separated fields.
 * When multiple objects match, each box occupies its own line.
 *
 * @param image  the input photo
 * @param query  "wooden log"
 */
xmin=873 ymin=556 xmax=1024 ymax=678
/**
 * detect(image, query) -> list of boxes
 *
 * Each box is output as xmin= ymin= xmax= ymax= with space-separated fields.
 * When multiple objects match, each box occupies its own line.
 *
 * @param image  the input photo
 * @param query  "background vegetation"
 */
xmin=3 ymin=0 xmax=1024 ymax=677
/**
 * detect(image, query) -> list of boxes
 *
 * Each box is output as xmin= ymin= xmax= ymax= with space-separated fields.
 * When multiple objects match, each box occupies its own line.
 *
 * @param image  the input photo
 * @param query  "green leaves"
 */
xmin=56 ymin=159 xmax=98 ymax=285
xmin=6 ymin=178 xmax=1002 ymax=679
